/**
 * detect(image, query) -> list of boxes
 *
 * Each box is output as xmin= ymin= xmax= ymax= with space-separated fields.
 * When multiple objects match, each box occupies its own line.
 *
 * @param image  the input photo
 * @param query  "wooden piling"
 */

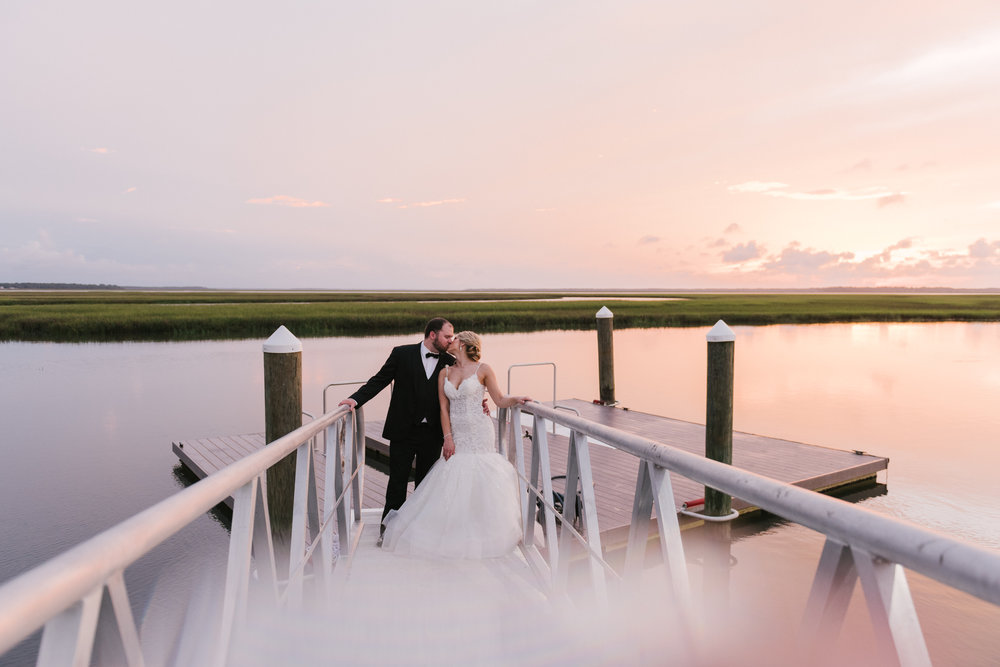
xmin=704 ymin=319 xmax=735 ymax=612
xmin=596 ymin=307 xmax=616 ymax=406
xmin=263 ymin=325 xmax=302 ymax=550
xmin=705 ymin=319 xmax=735 ymax=517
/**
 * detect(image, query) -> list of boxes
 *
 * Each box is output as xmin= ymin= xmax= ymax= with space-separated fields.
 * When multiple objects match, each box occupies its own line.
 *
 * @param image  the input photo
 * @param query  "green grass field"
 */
xmin=2 ymin=290 xmax=1000 ymax=342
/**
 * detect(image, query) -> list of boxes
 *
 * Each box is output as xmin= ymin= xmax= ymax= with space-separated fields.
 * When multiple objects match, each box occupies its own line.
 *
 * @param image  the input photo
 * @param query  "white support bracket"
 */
xmin=36 ymin=585 xmax=102 ymax=667
xmin=853 ymin=546 xmax=932 ymax=667
xmin=800 ymin=538 xmax=931 ymax=667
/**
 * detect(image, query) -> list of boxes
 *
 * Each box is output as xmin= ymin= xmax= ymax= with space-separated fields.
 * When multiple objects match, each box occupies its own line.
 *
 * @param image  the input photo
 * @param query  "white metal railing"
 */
xmin=504 ymin=402 xmax=1000 ymax=667
xmin=0 ymin=405 xmax=366 ymax=666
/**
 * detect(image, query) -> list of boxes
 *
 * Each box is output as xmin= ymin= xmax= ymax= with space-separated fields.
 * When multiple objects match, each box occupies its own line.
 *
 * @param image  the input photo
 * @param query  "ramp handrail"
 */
xmin=0 ymin=405 xmax=365 ymax=665
xmin=525 ymin=402 xmax=1000 ymax=605
xmin=510 ymin=402 xmax=1000 ymax=666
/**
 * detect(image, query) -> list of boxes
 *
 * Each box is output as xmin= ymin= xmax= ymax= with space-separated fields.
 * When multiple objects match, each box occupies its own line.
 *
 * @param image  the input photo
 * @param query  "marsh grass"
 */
xmin=2 ymin=291 xmax=999 ymax=342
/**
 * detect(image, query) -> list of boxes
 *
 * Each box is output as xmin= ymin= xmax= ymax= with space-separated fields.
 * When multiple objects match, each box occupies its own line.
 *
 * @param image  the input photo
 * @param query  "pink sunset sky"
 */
xmin=2 ymin=1 xmax=1000 ymax=290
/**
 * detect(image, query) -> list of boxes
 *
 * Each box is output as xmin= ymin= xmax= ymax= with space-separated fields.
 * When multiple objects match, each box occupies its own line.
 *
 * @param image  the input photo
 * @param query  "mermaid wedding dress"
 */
xmin=381 ymin=368 xmax=523 ymax=558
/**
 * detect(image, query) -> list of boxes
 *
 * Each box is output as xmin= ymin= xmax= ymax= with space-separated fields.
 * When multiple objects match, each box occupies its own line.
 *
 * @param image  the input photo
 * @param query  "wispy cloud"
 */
xmin=763 ymin=243 xmax=855 ymax=272
xmin=724 ymin=223 xmax=742 ymax=234
xmin=728 ymin=181 xmax=788 ymax=193
xmin=246 ymin=195 xmax=330 ymax=208
xmin=123 ymin=187 xmax=137 ymax=194
xmin=877 ymin=193 xmax=907 ymax=207
xmin=873 ymin=29 xmax=1000 ymax=89
xmin=638 ymin=235 xmax=660 ymax=245
xmin=87 ymin=147 xmax=112 ymax=154
xmin=969 ymin=238 xmax=1000 ymax=258
xmin=397 ymin=198 xmax=466 ymax=209
xmin=708 ymin=237 xmax=1000 ymax=287
xmin=722 ymin=241 xmax=763 ymax=263
xmin=377 ymin=198 xmax=401 ymax=204
xmin=729 ymin=181 xmax=906 ymax=204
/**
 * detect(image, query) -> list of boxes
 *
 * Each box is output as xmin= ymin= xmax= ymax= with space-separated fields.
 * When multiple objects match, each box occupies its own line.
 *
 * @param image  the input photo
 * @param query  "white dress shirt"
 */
xmin=420 ymin=341 xmax=439 ymax=379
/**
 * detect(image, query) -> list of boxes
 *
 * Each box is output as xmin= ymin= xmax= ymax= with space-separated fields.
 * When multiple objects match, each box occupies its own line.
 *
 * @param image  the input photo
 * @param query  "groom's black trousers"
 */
xmin=382 ymin=422 xmax=442 ymax=524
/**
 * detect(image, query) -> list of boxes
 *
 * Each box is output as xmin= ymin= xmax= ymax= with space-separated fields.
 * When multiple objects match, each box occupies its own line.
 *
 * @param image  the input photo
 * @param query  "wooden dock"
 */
xmin=172 ymin=399 xmax=887 ymax=542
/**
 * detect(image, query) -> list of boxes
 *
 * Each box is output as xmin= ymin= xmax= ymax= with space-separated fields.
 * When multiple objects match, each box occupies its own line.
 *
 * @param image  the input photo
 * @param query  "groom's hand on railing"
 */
xmin=338 ymin=398 xmax=358 ymax=409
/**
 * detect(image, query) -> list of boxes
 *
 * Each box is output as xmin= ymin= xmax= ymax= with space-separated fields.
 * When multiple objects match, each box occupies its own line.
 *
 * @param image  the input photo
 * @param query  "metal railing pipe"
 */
xmin=523 ymin=402 xmax=1000 ymax=607
xmin=0 ymin=406 xmax=354 ymax=655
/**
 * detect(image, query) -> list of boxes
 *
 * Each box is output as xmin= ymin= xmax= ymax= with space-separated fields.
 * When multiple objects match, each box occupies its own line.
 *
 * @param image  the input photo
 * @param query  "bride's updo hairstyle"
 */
xmin=455 ymin=331 xmax=482 ymax=362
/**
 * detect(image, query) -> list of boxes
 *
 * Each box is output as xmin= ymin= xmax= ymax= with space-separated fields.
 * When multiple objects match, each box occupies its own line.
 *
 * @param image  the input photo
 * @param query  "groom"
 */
xmin=339 ymin=317 xmax=455 ymax=545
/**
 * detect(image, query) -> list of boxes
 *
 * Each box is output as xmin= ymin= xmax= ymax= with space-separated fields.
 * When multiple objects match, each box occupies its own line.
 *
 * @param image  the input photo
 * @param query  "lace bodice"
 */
xmin=444 ymin=370 xmax=495 ymax=454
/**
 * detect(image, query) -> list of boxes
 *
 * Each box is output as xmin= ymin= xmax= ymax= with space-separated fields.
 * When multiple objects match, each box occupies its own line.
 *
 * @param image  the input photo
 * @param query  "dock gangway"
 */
xmin=1 ymin=403 xmax=999 ymax=665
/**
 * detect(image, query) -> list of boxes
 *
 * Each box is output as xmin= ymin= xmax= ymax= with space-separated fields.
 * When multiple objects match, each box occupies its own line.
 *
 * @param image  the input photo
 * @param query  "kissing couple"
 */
xmin=339 ymin=318 xmax=532 ymax=557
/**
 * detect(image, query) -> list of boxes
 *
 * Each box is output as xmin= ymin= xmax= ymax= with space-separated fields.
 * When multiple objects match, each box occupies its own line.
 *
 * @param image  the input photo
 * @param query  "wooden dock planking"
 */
xmin=173 ymin=432 xmax=402 ymax=513
xmin=556 ymin=398 xmax=886 ymax=494
xmin=172 ymin=399 xmax=887 ymax=541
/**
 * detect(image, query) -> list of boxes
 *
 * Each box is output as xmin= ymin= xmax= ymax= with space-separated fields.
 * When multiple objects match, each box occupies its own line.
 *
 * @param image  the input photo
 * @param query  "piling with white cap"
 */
xmin=704 ymin=319 xmax=735 ymax=611
xmin=596 ymin=307 xmax=616 ymax=406
xmin=705 ymin=319 xmax=734 ymax=514
xmin=263 ymin=325 xmax=303 ymax=550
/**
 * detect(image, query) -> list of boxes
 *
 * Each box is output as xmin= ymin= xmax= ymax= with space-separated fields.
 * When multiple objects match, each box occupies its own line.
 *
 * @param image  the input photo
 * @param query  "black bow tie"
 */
xmin=425 ymin=352 xmax=440 ymax=359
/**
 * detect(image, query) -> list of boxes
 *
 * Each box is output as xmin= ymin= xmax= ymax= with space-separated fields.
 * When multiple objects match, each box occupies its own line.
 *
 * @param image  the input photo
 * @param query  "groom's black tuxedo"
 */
xmin=349 ymin=342 xmax=455 ymax=522
xmin=350 ymin=342 xmax=455 ymax=441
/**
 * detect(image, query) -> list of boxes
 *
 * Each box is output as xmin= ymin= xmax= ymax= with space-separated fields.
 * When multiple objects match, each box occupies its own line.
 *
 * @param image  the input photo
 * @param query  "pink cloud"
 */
xmin=969 ymin=238 xmax=1000 ymax=258
xmin=246 ymin=195 xmax=330 ymax=208
xmin=398 ymin=198 xmax=466 ymax=209
xmin=729 ymin=181 xmax=905 ymax=203
xmin=723 ymin=241 xmax=764 ymax=263
xmin=877 ymin=193 xmax=907 ymax=207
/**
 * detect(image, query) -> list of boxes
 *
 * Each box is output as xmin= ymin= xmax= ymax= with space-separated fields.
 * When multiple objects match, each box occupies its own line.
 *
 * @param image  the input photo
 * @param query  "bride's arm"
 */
xmin=481 ymin=363 xmax=532 ymax=409
xmin=439 ymin=369 xmax=455 ymax=460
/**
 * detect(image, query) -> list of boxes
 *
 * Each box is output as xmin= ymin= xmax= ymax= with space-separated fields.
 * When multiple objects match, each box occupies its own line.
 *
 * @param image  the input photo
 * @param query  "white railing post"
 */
xmin=36 ymin=585 xmax=102 ymax=667
xmin=215 ymin=477 xmax=261 ymax=666
xmin=334 ymin=421 xmax=351 ymax=552
xmin=853 ymin=546 xmax=931 ymax=667
xmin=625 ymin=460 xmax=655 ymax=577
xmin=105 ymin=571 xmax=144 ymax=666
xmin=568 ymin=430 xmax=606 ymax=601
xmin=510 ymin=408 xmax=531 ymax=540
xmin=800 ymin=538 xmax=857 ymax=654
xmin=351 ymin=409 xmax=366 ymax=525
xmin=646 ymin=464 xmax=695 ymax=623
xmin=531 ymin=418 xmax=560 ymax=578
xmin=287 ymin=439 xmax=314 ymax=608
xmin=321 ymin=422 xmax=339 ymax=591
xmin=251 ymin=474 xmax=278 ymax=603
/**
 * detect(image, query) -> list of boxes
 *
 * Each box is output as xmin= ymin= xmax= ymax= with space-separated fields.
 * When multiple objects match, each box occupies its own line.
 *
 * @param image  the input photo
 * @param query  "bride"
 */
xmin=381 ymin=331 xmax=532 ymax=558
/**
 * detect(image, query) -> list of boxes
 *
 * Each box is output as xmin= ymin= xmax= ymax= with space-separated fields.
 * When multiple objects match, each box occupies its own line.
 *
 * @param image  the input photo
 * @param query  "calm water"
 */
xmin=1 ymin=323 xmax=999 ymax=664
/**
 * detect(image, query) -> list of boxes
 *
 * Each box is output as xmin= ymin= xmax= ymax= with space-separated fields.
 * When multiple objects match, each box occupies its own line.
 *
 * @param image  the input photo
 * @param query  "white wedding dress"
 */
xmin=381 ymin=368 xmax=523 ymax=558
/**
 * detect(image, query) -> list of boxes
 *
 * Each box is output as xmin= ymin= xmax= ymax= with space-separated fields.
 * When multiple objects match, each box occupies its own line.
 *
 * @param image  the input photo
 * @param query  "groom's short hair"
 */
xmin=424 ymin=317 xmax=451 ymax=338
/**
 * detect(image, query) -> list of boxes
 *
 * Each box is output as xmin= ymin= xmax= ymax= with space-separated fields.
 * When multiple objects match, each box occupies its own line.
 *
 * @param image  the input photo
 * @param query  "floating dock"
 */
xmin=173 ymin=399 xmax=887 ymax=542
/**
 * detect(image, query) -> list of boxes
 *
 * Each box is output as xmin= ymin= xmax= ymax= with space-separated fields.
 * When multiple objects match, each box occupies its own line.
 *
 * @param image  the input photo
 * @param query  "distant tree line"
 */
xmin=0 ymin=282 xmax=123 ymax=290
